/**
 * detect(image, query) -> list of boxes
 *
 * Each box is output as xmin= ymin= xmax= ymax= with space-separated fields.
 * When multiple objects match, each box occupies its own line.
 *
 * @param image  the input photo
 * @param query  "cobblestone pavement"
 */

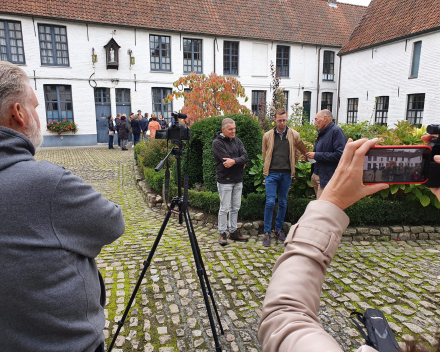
xmin=35 ymin=147 xmax=440 ymax=352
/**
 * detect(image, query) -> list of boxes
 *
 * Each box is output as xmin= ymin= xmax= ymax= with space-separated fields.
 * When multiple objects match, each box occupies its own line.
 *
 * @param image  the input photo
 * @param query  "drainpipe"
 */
xmin=316 ymin=47 xmax=321 ymax=114
xmin=213 ymin=38 xmax=217 ymax=74
xmin=336 ymin=55 xmax=342 ymax=124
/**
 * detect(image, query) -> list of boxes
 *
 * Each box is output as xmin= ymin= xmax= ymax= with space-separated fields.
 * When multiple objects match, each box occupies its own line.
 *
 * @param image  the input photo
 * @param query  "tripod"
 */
xmin=108 ymin=141 xmax=224 ymax=352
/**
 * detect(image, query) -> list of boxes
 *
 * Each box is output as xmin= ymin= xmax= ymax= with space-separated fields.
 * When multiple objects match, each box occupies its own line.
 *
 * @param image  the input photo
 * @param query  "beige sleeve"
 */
xmin=262 ymin=134 xmax=267 ymax=161
xmin=258 ymin=200 xmax=359 ymax=352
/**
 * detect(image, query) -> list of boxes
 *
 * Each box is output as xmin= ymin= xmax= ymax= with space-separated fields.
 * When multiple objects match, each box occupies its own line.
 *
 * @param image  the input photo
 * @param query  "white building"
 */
xmin=337 ymin=0 xmax=440 ymax=127
xmin=0 ymin=0 xmax=365 ymax=146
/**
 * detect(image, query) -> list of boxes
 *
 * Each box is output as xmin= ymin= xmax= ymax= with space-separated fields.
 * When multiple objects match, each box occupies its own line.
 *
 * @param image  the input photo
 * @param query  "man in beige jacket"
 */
xmin=259 ymin=138 xmax=392 ymax=352
xmin=262 ymin=107 xmax=303 ymax=247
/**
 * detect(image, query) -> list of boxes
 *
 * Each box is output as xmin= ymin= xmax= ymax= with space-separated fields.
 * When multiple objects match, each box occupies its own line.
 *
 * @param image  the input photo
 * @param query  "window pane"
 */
xmin=411 ymin=41 xmax=422 ymax=77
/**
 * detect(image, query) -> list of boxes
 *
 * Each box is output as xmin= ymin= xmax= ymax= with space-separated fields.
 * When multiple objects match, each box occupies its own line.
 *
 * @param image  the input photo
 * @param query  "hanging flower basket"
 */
xmin=47 ymin=120 xmax=78 ymax=135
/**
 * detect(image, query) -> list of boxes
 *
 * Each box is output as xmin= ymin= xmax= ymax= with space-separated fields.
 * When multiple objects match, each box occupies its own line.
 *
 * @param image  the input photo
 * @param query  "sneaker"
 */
xmin=262 ymin=233 xmax=271 ymax=247
xmin=274 ymin=229 xmax=286 ymax=242
xmin=218 ymin=233 xmax=228 ymax=246
xmin=229 ymin=229 xmax=248 ymax=242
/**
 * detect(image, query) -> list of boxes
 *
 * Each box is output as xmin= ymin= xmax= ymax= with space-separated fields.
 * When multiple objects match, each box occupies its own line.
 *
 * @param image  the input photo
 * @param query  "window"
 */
xmin=406 ymin=94 xmax=424 ymax=125
xmin=323 ymin=51 xmax=334 ymax=81
xmin=251 ymin=90 xmax=266 ymax=117
xmin=150 ymin=35 xmax=171 ymax=71
xmin=410 ymin=41 xmax=422 ymax=78
xmin=347 ymin=98 xmax=358 ymax=124
xmin=321 ymin=92 xmax=333 ymax=112
xmin=0 ymin=20 xmax=25 ymax=64
xmin=276 ymin=45 xmax=290 ymax=77
xmin=375 ymin=96 xmax=389 ymax=126
xmin=44 ymin=85 xmax=73 ymax=122
xmin=183 ymin=38 xmax=202 ymax=73
xmin=223 ymin=41 xmax=239 ymax=75
xmin=94 ymin=88 xmax=110 ymax=104
xmin=152 ymin=88 xmax=173 ymax=121
xmin=38 ymin=24 xmax=69 ymax=66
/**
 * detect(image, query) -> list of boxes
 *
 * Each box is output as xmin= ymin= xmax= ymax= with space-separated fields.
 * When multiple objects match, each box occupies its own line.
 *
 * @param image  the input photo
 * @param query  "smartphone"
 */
xmin=363 ymin=145 xmax=431 ymax=184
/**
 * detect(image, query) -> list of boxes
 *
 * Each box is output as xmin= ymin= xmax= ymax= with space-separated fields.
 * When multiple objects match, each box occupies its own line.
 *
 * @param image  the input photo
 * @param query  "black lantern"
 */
xmin=104 ymin=38 xmax=121 ymax=70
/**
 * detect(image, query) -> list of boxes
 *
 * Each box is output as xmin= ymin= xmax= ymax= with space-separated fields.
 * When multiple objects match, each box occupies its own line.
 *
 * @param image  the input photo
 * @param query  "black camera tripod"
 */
xmin=108 ymin=140 xmax=224 ymax=352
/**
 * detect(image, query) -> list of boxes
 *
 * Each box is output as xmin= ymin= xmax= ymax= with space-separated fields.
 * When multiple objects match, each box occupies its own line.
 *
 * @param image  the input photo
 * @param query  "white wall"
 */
xmin=1 ymin=14 xmax=340 ymax=145
xmin=338 ymin=30 xmax=440 ymax=127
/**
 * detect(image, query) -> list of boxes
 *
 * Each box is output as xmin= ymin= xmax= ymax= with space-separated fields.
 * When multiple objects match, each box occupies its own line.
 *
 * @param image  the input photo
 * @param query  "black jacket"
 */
xmin=118 ymin=119 xmax=129 ymax=139
xmin=108 ymin=119 xmax=115 ymax=132
xmin=131 ymin=119 xmax=141 ymax=134
xmin=212 ymin=132 xmax=248 ymax=184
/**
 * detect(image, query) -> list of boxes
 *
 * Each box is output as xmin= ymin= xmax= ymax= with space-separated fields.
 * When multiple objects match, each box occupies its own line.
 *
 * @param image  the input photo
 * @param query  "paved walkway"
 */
xmin=35 ymin=147 xmax=440 ymax=352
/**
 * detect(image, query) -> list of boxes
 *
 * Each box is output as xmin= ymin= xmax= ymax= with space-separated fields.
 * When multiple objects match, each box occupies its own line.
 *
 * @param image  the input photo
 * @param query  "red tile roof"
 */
xmin=1 ymin=0 xmax=365 ymax=47
xmin=340 ymin=0 xmax=440 ymax=55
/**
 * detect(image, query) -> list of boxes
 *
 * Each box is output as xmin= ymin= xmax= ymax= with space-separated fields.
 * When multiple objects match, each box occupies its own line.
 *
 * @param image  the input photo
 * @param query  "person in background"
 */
xmin=305 ymin=109 xmax=346 ymax=199
xmin=127 ymin=112 xmax=134 ymax=148
xmin=158 ymin=114 xmax=167 ymax=130
xmin=0 ymin=61 xmax=125 ymax=352
xmin=107 ymin=115 xmax=116 ymax=149
xmin=114 ymin=113 xmax=122 ymax=148
xmin=131 ymin=114 xmax=141 ymax=146
xmin=148 ymin=114 xmax=161 ymax=138
xmin=119 ymin=115 xmax=129 ymax=151
xmin=140 ymin=113 xmax=149 ymax=142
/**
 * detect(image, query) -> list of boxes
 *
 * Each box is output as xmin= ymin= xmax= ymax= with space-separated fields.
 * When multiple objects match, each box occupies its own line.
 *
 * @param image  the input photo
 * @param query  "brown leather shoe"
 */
xmin=229 ymin=229 xmax=248 ymax=242
xmin=262 ymin=233 xmax=271 ymax=247
xmin=218 ymin=233 xmax=228 ymax=246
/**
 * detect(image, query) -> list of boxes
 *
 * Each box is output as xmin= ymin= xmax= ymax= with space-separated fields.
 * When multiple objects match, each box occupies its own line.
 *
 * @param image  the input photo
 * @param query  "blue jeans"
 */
xmin=108 ymin=135 xmax=114 ymax=149
xmin=264 ymin=172 xmax=292 ymax=233
xmin=133 ymin=133 xmax=140 ymax=145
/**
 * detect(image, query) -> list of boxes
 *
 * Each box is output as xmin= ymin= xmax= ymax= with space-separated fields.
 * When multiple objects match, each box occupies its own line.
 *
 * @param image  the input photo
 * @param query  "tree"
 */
xmin=258 ymin=61 xmax=287 ymax=131
xmin=164 ymin=72 xmax=251 ymax=125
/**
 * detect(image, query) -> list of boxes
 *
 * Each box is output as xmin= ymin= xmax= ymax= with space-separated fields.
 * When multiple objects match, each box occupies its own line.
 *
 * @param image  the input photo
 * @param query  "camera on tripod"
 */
xmin=155 ymin=112 xmax=190 ymax=141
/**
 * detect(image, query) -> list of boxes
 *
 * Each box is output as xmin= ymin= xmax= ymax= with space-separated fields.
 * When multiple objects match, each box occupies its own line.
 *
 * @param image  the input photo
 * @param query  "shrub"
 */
xmin=144 ymin=167 xmax=167 ymax=193
xmin=183 ymin=113 xmax=262 ymax=196
xmin=339 ymin=121 xmax=387 ymax=141
xmin=135 ymin=139 xmax=175 ymax=169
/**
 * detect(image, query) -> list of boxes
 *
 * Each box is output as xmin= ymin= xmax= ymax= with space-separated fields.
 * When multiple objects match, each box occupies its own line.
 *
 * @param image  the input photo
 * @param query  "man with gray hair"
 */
xmin=212 ymin=118 xmax=249 ymax=245
xmin=0 ymin=61 xmax=125 ymax=352
xmin=305 ymin=109 xmax=346 ymax=199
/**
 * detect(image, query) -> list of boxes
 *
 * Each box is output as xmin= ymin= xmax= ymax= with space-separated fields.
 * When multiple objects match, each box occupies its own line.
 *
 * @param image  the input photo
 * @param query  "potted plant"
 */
xmin=46 ymin=120 xmax=78 ymax=136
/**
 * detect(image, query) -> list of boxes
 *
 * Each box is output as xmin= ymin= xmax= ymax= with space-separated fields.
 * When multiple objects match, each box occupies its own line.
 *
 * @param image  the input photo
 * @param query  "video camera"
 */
xmin=155 ymin=112 xmax=190 ymax=142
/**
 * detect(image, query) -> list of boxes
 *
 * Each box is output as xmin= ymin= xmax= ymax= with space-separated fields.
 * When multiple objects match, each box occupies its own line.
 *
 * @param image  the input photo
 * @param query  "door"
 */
xmin=303 ymin=91 xmax=311 ymax=124
xmin=95 ymin=88 xmax=111 ymax=143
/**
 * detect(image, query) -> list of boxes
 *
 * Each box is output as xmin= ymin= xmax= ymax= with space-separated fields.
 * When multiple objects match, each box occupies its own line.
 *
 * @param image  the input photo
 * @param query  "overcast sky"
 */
xmin=338 ymin=0 xmax=371 ymax=6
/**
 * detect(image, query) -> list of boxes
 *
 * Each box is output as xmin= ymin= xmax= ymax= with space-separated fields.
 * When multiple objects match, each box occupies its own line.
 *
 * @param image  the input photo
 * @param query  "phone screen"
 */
xmin=363 ymin=146 xmax=431 ymax=184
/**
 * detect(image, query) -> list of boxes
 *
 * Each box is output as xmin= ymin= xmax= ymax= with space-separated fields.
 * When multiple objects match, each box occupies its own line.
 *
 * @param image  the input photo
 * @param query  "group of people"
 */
xmin=213 ymin=107 xmax=346 ymax=247
xmin=1 ymin=60 xmax=440 ymax=352
xmin=107 ymin=110 xmax=167 ymax=150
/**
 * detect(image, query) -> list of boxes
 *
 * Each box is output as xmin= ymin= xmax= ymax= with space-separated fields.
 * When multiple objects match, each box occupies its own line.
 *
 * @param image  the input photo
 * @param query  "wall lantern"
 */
xmin=92 ymin=48 xmax=98 ymax=63
xmin=128 ymin=48 xmax=135 ymax=67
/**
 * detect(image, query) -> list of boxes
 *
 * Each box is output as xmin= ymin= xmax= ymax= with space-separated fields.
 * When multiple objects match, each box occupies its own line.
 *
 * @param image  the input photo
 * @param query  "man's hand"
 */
xmin=319 ymin=138 xmax=389 ymax=210
xmin=305 ymin=152 xmax=315 ymax=159
xmin=223 ymin=158 xmax=236 ymax=168
xmin=421 ymin=134 xmax=440 ymax=201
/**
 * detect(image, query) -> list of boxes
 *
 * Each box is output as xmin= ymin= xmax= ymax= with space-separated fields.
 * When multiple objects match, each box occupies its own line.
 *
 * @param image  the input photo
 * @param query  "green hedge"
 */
xmin=286 ymin=197 xmax=440 ymax=226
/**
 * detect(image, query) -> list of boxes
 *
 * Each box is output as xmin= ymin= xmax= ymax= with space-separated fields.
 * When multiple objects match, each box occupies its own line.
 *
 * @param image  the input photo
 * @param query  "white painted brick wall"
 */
xmin=338 ymin=30 xmax=440 ymax=127
xmin=2 ymin=14 xmax=340 ymax=144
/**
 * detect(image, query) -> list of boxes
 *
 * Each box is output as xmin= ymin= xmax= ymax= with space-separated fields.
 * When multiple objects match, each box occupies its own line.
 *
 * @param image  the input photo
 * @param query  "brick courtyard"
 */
xmin=35 ymin=147 xmax=440 ymax=352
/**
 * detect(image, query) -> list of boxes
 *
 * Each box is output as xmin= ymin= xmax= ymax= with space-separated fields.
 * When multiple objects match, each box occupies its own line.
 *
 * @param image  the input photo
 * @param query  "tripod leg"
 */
xmin=187 ymin=210 xmax=224 ymax=335
xmin=107 ymin=210 xmax=173 ymax=352
xmin=183 ymin=210 xmax=223 ymax=352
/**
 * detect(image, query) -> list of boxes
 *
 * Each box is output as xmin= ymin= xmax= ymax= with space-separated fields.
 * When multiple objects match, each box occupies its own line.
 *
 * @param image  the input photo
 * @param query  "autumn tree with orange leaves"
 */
xmin=163 ymin=72 xmax=251 ymax=125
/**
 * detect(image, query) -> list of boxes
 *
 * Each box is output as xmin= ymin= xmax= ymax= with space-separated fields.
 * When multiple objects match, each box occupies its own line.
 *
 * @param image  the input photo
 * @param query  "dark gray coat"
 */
xmin=0 ymin=127 xmax=125 ymax=351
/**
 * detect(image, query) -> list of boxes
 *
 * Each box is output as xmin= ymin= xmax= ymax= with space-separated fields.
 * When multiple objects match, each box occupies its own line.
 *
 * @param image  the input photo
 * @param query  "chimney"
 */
xmin=328 ymin=0 xmax=338 ymax=8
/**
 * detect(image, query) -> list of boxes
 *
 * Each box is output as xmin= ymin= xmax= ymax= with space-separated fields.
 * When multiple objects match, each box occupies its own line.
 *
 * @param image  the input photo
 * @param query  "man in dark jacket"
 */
xmin=119 ymin=115 xmax=130 ymax=150
xmin=212 ymin=118 xmax=249 ymax=246
xmin=0 ymin=61 xmax=125 ymax=352
xmin=140 ymin=113 xmax=149 ymax=142
xmin=305 ymin=109 xmax=346 ymax=199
